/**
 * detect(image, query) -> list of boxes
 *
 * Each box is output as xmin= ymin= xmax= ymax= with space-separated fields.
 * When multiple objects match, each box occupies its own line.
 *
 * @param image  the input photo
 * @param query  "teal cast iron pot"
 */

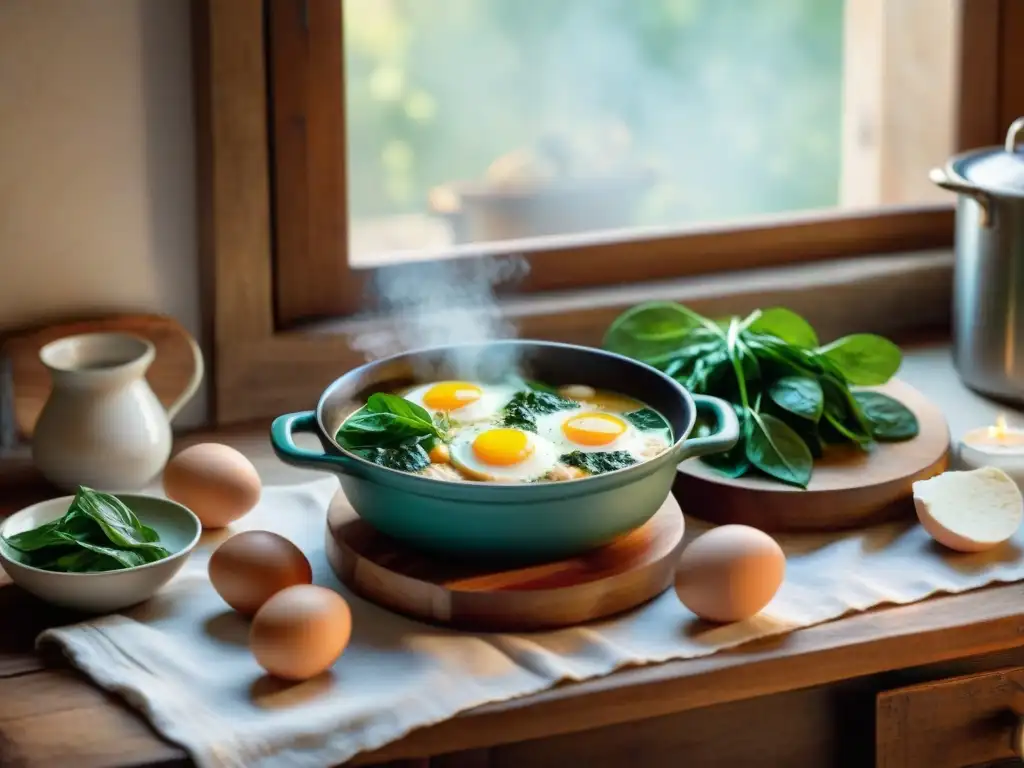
xmin=270 ymin=341 xmax=738 ymax=562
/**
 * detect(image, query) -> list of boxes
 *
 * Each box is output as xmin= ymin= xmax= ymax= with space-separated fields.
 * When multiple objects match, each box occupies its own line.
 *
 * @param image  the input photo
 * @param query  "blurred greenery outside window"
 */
xmin=344 ymin=0 xmax=844 ymax=253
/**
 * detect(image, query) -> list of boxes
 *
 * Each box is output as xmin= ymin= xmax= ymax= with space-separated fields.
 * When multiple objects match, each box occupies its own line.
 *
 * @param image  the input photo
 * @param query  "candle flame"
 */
xmin=989 ymin=414 xmax=1010 ymax=439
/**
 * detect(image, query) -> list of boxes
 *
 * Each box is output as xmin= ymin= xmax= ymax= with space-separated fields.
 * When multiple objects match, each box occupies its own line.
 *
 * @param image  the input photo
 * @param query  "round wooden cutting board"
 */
xmin=325 ymin=490 xmax=685 ymax=632
xmin=674 ymin=379 xmax=950 ymax=533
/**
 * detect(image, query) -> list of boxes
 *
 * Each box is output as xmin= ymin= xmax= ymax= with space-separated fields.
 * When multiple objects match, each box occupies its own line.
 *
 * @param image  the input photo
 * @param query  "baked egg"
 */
xmin=449 ymin=426 xmax=558 ymax=482
xmin=403 ymin=381 xmax=515 ymax=423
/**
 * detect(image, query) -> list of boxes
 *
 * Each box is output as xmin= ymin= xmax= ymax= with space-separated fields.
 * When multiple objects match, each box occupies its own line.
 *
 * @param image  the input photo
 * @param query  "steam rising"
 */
xmin=350 ymin=256 xmax=529 ymax=380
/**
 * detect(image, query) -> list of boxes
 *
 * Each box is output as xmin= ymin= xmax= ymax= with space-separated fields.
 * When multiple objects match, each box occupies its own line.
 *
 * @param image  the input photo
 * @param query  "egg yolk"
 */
xmin=423 ymin=381 xmax=482 ymax=412
xmin=562 ymin=412 xmax=628 ymax=446
xmin=472 ymin=429 xmax=534 ymax=466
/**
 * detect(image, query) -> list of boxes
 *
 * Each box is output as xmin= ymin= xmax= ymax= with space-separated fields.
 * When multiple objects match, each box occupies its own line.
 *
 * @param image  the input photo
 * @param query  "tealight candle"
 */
xmin=957 ymin=415 xmax=1024 ymax=490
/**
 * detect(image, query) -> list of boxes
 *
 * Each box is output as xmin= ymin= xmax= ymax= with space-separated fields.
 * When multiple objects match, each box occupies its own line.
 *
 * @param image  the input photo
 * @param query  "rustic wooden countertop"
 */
xmin=3 ymin=342 xmax=1024 ymax=767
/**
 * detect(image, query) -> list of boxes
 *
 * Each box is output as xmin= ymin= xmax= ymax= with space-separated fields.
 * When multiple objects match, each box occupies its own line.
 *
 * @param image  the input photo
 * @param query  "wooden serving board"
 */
xmin=2 ymin=313 xmax=203 ymax=441
xmin=325 ymin=489 xmax=686 ymax=632
xmin=674 ymin=379 xmax=950 ymax=533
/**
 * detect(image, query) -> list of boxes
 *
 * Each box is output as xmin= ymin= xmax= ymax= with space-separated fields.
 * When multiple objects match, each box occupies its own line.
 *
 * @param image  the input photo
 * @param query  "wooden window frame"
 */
xmin=194 ymin=0 xmax=1023 ymax=425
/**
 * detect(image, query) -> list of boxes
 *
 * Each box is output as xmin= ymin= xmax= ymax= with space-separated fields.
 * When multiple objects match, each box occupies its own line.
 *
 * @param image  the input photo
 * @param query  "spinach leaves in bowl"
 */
xmin=3 ymin=486 xmax=172 ymax=572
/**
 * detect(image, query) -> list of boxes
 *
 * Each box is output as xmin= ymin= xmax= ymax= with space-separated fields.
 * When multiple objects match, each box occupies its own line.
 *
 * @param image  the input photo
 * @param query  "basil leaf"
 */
xmin=3 ymin=520 xmax=67 ymax=552
xmin=853 ymin=391 xmax=919 ymax=442
xmin=338 ymin=393 xmax=442 ymax=449
xmin=748 ymin=307 xmax=819 ymax=348
xmin=624 ymin=408 xmax=669 ymax=433
xmin=560 ymin=451 xmax=637 ymax=475
xmin=55 ymin=549 xmax=126 ymax=573
xmin=71 ymin=488 xmax=171 ymax=555
xmin=338 ymin=412 xmax=429 ymax=446
xmin=767 ymin=376 xmax=823 ymax=422
xmin=53 ymin=532 xmax=149 ymax=569
xmin=366 ymin=392 xmax=433 ymax=423
xmin=817 ymin=334 xmax=901 ymax=386
xmin=3 ymin=487 xmax=169 ymax=572
xmin=745 ymin=411 xmax=812 ymax=488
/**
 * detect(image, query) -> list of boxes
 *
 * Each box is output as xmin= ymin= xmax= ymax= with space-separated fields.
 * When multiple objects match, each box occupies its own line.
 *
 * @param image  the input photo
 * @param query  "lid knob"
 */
xmin=1005 ymin=117 xmax=1024 ymax=154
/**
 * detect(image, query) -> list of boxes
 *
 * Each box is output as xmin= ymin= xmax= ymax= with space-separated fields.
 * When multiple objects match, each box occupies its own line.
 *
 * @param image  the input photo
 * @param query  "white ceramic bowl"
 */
xmin=0 ymin=493 xmax=201 ymax=613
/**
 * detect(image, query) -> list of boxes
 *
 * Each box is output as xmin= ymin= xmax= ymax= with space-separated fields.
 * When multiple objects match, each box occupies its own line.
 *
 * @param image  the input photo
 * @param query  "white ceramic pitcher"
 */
xmin=31 ymin=332 xmax=204 ymax=491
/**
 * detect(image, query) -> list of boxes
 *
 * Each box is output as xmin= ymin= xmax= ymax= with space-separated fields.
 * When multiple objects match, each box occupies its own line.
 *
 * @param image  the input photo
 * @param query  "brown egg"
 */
xmin=208 ymin=531 xmax=313 ymax=616
xmin=674 ymin=525 xmax=785 ymax=623
xmin=163 ymin=443 xmax=261 ymax=529
xmin=250 ymin=585 xmax=352 ymax=681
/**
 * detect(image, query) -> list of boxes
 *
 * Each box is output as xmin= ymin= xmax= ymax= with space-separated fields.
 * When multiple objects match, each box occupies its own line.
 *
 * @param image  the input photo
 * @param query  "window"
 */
xmin=344 ymin=0 xmax=947 ymax=261
xmin=268 ymin=0 xmax=993 ymax=326
xmin=196 ymin=0 xmax=1022 ymax=424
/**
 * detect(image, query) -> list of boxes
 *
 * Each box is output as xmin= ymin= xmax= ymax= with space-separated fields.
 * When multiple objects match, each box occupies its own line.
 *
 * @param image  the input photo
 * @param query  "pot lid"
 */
xmin=953 ymin=117 xmax=1024 ymax=194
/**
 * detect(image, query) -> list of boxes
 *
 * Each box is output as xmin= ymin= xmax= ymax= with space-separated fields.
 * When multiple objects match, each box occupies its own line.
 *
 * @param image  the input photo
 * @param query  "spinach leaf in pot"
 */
xmin=337 ymin=393 xmax=444 ymax=449
xmin=354 ymin=443 xmax=432 ymax=473
xmin=560 ymin=451 xmax=637 ymax=475
xmin=853 ymin=391 xmax=920 ymax=441
xmin=624 ymin=408 xmax=669 ymax=433
xmin=500 ymin=390 xmax=579 ymax=432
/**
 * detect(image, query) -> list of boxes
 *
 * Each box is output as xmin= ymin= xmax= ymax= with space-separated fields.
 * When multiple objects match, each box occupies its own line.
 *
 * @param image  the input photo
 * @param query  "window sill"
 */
xmin=311 ymin=247 xmax=952 ymax=343
xmin=219 ymin=249 xmax=953 ymax=423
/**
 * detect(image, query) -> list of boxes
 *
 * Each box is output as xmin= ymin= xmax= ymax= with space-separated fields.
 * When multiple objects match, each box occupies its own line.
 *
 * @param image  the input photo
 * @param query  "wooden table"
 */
xmin=5 ymin=421 xmax=1024 ymax=767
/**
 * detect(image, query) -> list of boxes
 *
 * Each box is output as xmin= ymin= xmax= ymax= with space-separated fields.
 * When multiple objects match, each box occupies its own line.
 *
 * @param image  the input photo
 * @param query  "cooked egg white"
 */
xmin=403 ymin=381 xmax=516 ymax=423
xmin=535 ymin=410 xmax=642 ymax=455
xmin=449 ymin=426 xmax=558 ymax=482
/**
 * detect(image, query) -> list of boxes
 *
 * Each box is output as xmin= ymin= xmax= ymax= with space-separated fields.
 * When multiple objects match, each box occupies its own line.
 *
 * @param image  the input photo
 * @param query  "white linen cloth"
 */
xmin=38 ymin=477 xmax=1024 ymax=768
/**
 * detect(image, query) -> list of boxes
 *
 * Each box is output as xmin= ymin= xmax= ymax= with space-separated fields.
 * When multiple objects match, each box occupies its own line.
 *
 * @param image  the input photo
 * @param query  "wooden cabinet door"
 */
xmin=877 ymin=667 xmax=1024 ymax=767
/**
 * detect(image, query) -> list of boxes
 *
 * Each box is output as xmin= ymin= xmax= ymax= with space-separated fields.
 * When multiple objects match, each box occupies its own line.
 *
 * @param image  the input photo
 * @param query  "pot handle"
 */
xmin=270 ymin=411 xmax=366 ymax=477
xmin=677 ymin=395 xmax=740 ymax=462
xmin=929 ymin=167 xmax=994 ymax=228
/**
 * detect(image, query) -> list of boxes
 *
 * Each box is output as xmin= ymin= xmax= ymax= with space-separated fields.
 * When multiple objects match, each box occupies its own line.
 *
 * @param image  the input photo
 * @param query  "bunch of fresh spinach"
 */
xmin=3 ymin=487 xmax=172 ymax=572
xmin=603 ymin=302 xmax=919 ymax=488
xmin=336 ymin=393 xmax=450 ymax=472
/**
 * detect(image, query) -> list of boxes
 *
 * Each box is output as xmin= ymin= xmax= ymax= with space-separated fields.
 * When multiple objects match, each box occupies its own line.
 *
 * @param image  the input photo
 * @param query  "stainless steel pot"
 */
xmin=932 ymin=117 xmax=1024 ymax=402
